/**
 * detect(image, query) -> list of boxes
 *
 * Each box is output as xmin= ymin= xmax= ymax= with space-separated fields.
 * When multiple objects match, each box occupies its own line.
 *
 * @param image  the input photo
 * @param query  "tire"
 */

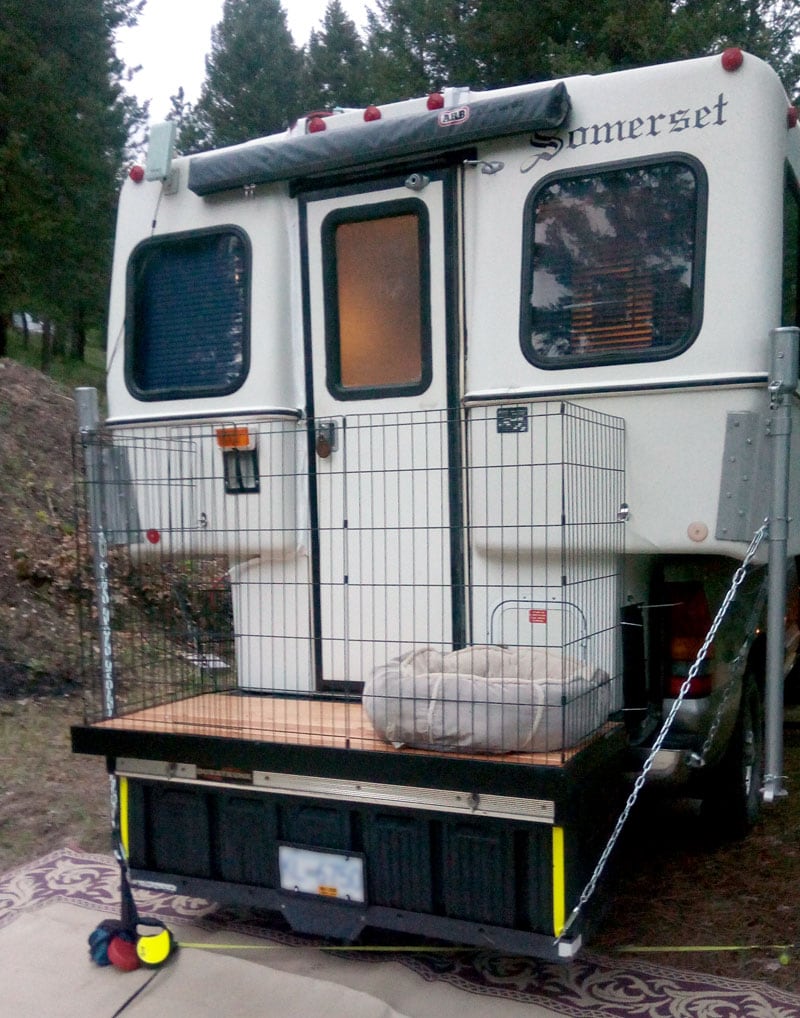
xmin=701 ymin=676 xmax=764 ymax=840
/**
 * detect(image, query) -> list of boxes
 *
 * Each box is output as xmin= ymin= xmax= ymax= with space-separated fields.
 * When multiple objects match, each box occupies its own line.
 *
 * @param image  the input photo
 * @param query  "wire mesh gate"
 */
xmin=75 ymin=401 xmax=625 ymax=766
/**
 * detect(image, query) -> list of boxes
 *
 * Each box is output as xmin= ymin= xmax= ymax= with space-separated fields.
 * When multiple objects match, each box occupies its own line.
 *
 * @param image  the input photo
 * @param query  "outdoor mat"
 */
xmin=2 ymin=848 xmax=799 ymax=1018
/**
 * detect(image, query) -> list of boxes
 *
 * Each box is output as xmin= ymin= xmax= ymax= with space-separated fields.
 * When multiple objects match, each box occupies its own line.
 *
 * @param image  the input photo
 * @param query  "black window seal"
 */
xmin=125 ymin=224 xmax=252 ymax=402
xmin=321 ymin=198 xmax=433 ymax=401
xmin=519 ymin=153 xmax=708 ymax=371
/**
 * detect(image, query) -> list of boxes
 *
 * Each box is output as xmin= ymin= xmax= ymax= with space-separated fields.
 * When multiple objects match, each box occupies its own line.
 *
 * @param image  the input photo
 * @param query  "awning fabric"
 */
xmin=188 ymin=82 xmax=570 ymax=196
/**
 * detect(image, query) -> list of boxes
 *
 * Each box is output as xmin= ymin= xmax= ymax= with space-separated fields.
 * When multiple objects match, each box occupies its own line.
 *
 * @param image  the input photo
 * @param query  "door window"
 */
xmin=322 ymin=199 xmax=432 ymax=399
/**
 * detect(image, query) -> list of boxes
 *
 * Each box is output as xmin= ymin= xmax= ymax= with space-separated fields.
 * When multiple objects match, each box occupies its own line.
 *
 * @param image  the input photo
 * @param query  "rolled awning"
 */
xmin=188 ymin=82 xmax=570 ymax=197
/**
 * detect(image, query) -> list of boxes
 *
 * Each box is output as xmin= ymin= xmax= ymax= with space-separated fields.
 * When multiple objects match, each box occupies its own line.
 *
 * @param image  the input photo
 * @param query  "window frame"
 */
xmin=321 ymin=198 xmax=433 ymax=401
xmin=519 ymin=154 xmax=707 ymax=371
xmin=125 ymin=225 xmax=252 ymax=402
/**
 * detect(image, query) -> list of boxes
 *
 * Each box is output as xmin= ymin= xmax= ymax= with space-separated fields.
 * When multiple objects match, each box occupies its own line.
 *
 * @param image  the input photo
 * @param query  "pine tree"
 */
xmin=364 ymin=0 xmax=475 ymax=100
xmin=302 ymin=0 xmax=371 ymax=111
xmin=195 ymin=0 xmax=303 ymax=147
xmin=0 ymin=0 xmax=142 ymax=358
xmin=361 ymin=0 xmax=800 ymax=99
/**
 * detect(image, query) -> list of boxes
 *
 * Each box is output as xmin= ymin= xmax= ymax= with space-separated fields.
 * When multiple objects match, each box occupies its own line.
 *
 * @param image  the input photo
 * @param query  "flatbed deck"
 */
xmin=88 ymin=691 xmax=588 ymax=767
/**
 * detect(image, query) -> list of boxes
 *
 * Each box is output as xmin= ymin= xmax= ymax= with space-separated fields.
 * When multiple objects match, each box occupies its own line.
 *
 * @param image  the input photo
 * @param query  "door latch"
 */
xmin=316 ymin=420 xmax=337 ymax=458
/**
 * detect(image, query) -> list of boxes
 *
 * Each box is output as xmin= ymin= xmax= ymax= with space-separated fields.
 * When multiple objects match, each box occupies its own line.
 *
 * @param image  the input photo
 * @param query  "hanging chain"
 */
xmin=556 ymin=519 xmax=769 ymax=944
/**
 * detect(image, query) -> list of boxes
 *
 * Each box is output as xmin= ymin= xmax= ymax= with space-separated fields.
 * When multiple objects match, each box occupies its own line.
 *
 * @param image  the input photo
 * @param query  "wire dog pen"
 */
xmin=75 ymin=399 xmax=625 ymax=767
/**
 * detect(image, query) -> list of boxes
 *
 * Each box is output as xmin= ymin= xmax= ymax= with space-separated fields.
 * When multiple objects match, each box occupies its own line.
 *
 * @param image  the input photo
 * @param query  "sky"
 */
xmin=117 ymin=0 xmax=373 ymax=122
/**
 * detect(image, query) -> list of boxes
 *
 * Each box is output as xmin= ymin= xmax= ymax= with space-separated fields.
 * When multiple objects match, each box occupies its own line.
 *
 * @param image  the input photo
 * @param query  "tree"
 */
xmin=194 ymin=0 xmax=303 ymax=148
xmin=364 ymin=0 xmax=477 ymax=101
xmin=0 ymin=0 xmax=143 ymax=359
xmin=167 ymin=87 xmax=214 ymax=156
xmin=361 ymin=0 xmax=800 ymax=100
xmin=302 ymin=0 xmax=371 ymax=110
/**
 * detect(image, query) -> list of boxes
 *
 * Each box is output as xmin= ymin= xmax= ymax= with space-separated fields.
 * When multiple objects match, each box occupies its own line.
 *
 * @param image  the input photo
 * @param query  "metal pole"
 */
xmin=76 ymin=387 xmax=116 ymax=720
xmin=763 ymin=327 xmax=799 ymax=802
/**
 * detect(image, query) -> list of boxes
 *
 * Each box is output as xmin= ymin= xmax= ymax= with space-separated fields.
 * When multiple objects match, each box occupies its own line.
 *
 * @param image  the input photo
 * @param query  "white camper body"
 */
xmin=74 ymin=51 xmax=800 ymax=958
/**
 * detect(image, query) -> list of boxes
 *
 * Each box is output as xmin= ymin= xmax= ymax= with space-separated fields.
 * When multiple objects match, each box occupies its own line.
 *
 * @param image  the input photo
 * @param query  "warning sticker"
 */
xmin=529 ymin=609 xmax=548 ymax=624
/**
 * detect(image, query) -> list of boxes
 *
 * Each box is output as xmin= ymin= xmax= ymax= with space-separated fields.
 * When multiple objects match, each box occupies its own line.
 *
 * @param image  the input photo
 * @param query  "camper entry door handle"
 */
xmin=315 ymin=420 xmax=337 ymax=458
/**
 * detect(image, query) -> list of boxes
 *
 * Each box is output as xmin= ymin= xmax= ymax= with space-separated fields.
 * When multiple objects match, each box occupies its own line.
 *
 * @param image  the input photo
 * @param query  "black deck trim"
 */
xmin=72 ymin=721 xmax=625 ymax=813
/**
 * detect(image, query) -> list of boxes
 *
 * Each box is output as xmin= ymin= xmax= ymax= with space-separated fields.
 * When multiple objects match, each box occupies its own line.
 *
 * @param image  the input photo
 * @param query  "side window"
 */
xmin=783 ymin=168 xmax=800 ymax=327
xmin=126 ymin=227 xmax=250 ymax=400
xmin=520 ymin=158 xmax=706 ymax=369
xmin=322 ymin=199 xmax=432 ymax=399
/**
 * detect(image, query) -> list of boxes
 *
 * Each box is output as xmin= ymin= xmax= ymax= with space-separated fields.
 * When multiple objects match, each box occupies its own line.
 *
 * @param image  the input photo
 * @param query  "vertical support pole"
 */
xmin=763 ymin=327 xmax=799 ymax=802
xmin=76 ymin=387 xmax=116 ymax=720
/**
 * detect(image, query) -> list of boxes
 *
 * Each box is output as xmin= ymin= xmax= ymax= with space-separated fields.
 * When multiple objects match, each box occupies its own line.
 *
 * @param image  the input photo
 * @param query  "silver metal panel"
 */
xmin=716 ymin=411 xmax=769 ymax=542
xmin=252 ymin=771 xmax=555 ymax=824
xmin=117 ymin=758 xmax=197 ymax=780
xmin=101 ymin=444 xmax=141 ymax=545
xmin=115 ymin=758 xmax=555 ymax=823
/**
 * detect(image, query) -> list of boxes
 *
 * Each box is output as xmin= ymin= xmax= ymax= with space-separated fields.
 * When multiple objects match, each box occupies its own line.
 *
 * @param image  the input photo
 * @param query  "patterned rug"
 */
xmin=2 ymin=849 xmax=798 ymax=1018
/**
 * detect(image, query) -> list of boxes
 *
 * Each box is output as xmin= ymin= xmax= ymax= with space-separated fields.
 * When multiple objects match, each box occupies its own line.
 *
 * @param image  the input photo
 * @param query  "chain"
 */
xmin=556 ymin=520 xmax=769 ymax=944
xmin=693 ymin=666 xmax=738 ymax=766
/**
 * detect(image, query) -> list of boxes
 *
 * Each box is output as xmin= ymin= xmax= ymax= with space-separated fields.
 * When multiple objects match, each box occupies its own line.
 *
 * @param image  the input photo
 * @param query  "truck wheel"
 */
xmin=701 ymin=676 xmax=763 ymax=840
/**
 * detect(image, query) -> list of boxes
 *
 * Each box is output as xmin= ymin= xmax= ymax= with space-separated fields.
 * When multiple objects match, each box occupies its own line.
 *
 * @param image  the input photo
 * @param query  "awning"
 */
xmin=188 ymin=82 xmax=570 ymax=197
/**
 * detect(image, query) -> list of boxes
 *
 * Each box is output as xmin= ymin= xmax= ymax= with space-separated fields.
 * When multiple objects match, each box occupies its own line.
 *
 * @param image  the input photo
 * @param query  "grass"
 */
xmin=0 ymin=698 xmax=110 ymax=874
xmin=4 ymin=326 xmax=106 ymax=397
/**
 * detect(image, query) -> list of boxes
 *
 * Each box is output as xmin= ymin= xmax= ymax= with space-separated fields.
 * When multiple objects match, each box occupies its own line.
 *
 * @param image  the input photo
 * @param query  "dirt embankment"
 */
xmin=0 ymin=358 xmax=109 ymax=872
xmin=0 ymin=358 xmax=89 ymax=697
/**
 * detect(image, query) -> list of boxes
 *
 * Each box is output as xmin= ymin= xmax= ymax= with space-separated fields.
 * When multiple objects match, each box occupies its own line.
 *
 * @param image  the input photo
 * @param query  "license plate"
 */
xmin=278 ymin=845 xmax=366 ymax=903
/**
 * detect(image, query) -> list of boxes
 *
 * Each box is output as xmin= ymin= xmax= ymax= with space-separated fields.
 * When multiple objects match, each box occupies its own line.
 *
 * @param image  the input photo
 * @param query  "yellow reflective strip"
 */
xmin=119 ymin=776 xmax=130 ymax=857
xmin=552 ymin=825 xmax=566 ymax=938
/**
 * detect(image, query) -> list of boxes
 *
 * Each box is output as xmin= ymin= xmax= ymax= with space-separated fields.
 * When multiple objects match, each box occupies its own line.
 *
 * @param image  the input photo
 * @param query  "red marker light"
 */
xmin=307 ymin=116 xmax=327 ymax=133
xmin=146 ymin=529 xmax=161 ymax=544
xmin=721 ymin=47 xmax=744 ymax=72
xmin=129 ymin=165 xmax=145 ymax=183
xmin=364 ymin=105 xmax=381 ymax=122
xmin=789 ymin=106 xmax=799 ymax=129
xmin=426 ymin=93 xmax=444 ymax=110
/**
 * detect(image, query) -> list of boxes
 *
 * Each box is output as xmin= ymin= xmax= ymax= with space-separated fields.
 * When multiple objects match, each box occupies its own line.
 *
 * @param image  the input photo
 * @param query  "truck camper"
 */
xmin=72 ymin=49 xmax=800 ymax=959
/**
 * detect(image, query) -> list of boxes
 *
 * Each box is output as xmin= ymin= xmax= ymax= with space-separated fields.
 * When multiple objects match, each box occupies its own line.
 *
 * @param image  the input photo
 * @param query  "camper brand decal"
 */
xmin=523 ymin=92 xmax=728 ymax=171
xmin=439 ymin=106 xmax=470 ymax=127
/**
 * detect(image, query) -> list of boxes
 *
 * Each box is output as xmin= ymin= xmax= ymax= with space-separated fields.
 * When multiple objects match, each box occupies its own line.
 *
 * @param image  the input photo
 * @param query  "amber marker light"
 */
xmin=216 ymin=426 xmax=254 ymax=451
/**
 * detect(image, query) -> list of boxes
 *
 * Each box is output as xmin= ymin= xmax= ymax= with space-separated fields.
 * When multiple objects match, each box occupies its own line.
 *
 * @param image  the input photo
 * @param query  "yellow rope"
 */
xmin=178 ymin=942 xmax=468 ymax=953
xmin=617 ymin=944 xmax=794 ymax=963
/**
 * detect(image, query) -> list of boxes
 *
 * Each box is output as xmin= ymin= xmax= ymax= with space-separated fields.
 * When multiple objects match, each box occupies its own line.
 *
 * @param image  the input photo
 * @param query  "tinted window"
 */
xmin=783 ymin=169 xmax=800 ymax=327
xmin=127 ymin=228 xmax=250 ymax=400
xmin=521 ymin=159 xmax=705 ymax=368
xmin=323 ymin=200 xmax=431 ymax=399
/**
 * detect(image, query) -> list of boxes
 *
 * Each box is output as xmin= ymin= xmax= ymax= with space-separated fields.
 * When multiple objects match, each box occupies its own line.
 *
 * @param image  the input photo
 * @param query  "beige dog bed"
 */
xmin=363 ymin=645 xmax=611 ymax=754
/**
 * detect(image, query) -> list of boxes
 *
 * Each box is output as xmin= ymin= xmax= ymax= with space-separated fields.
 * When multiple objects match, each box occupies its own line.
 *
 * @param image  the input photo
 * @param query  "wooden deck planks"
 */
xmin=96 ymin=692 xmax=578 ymax=766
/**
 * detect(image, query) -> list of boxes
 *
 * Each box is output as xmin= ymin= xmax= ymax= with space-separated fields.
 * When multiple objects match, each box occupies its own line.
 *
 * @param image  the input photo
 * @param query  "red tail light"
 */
xmin=666 ymin=582 xmax=714 ymax=698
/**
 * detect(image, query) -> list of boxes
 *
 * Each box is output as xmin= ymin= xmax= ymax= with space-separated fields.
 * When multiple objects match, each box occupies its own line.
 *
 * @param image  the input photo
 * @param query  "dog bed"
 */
xmin=363 ymin=644 xmax=611 ymax=754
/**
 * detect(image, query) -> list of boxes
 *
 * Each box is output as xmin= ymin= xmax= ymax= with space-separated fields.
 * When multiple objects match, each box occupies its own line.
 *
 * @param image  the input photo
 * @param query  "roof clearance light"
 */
xmin=789 ymin=106 xmax=799 ymax=129
xmin=129 ymin=165 xmax=145 ymax=183
xmin=307 ymin=116 xmax=327 ymax=133
xmin=364 ymin=104 xmax=381 ymax=122
xmin=216 ymin=425 xmax=254 ymax=451
xmin=721 ymin=47 xmax=744 ymax=72
xmin=426 ymin=92 xmax=444 ymax=110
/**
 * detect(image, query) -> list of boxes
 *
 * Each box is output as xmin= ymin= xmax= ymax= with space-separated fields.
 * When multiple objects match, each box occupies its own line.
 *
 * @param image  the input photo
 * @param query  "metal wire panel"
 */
xmin=75 ymin=401 xmax=624 ymax=765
